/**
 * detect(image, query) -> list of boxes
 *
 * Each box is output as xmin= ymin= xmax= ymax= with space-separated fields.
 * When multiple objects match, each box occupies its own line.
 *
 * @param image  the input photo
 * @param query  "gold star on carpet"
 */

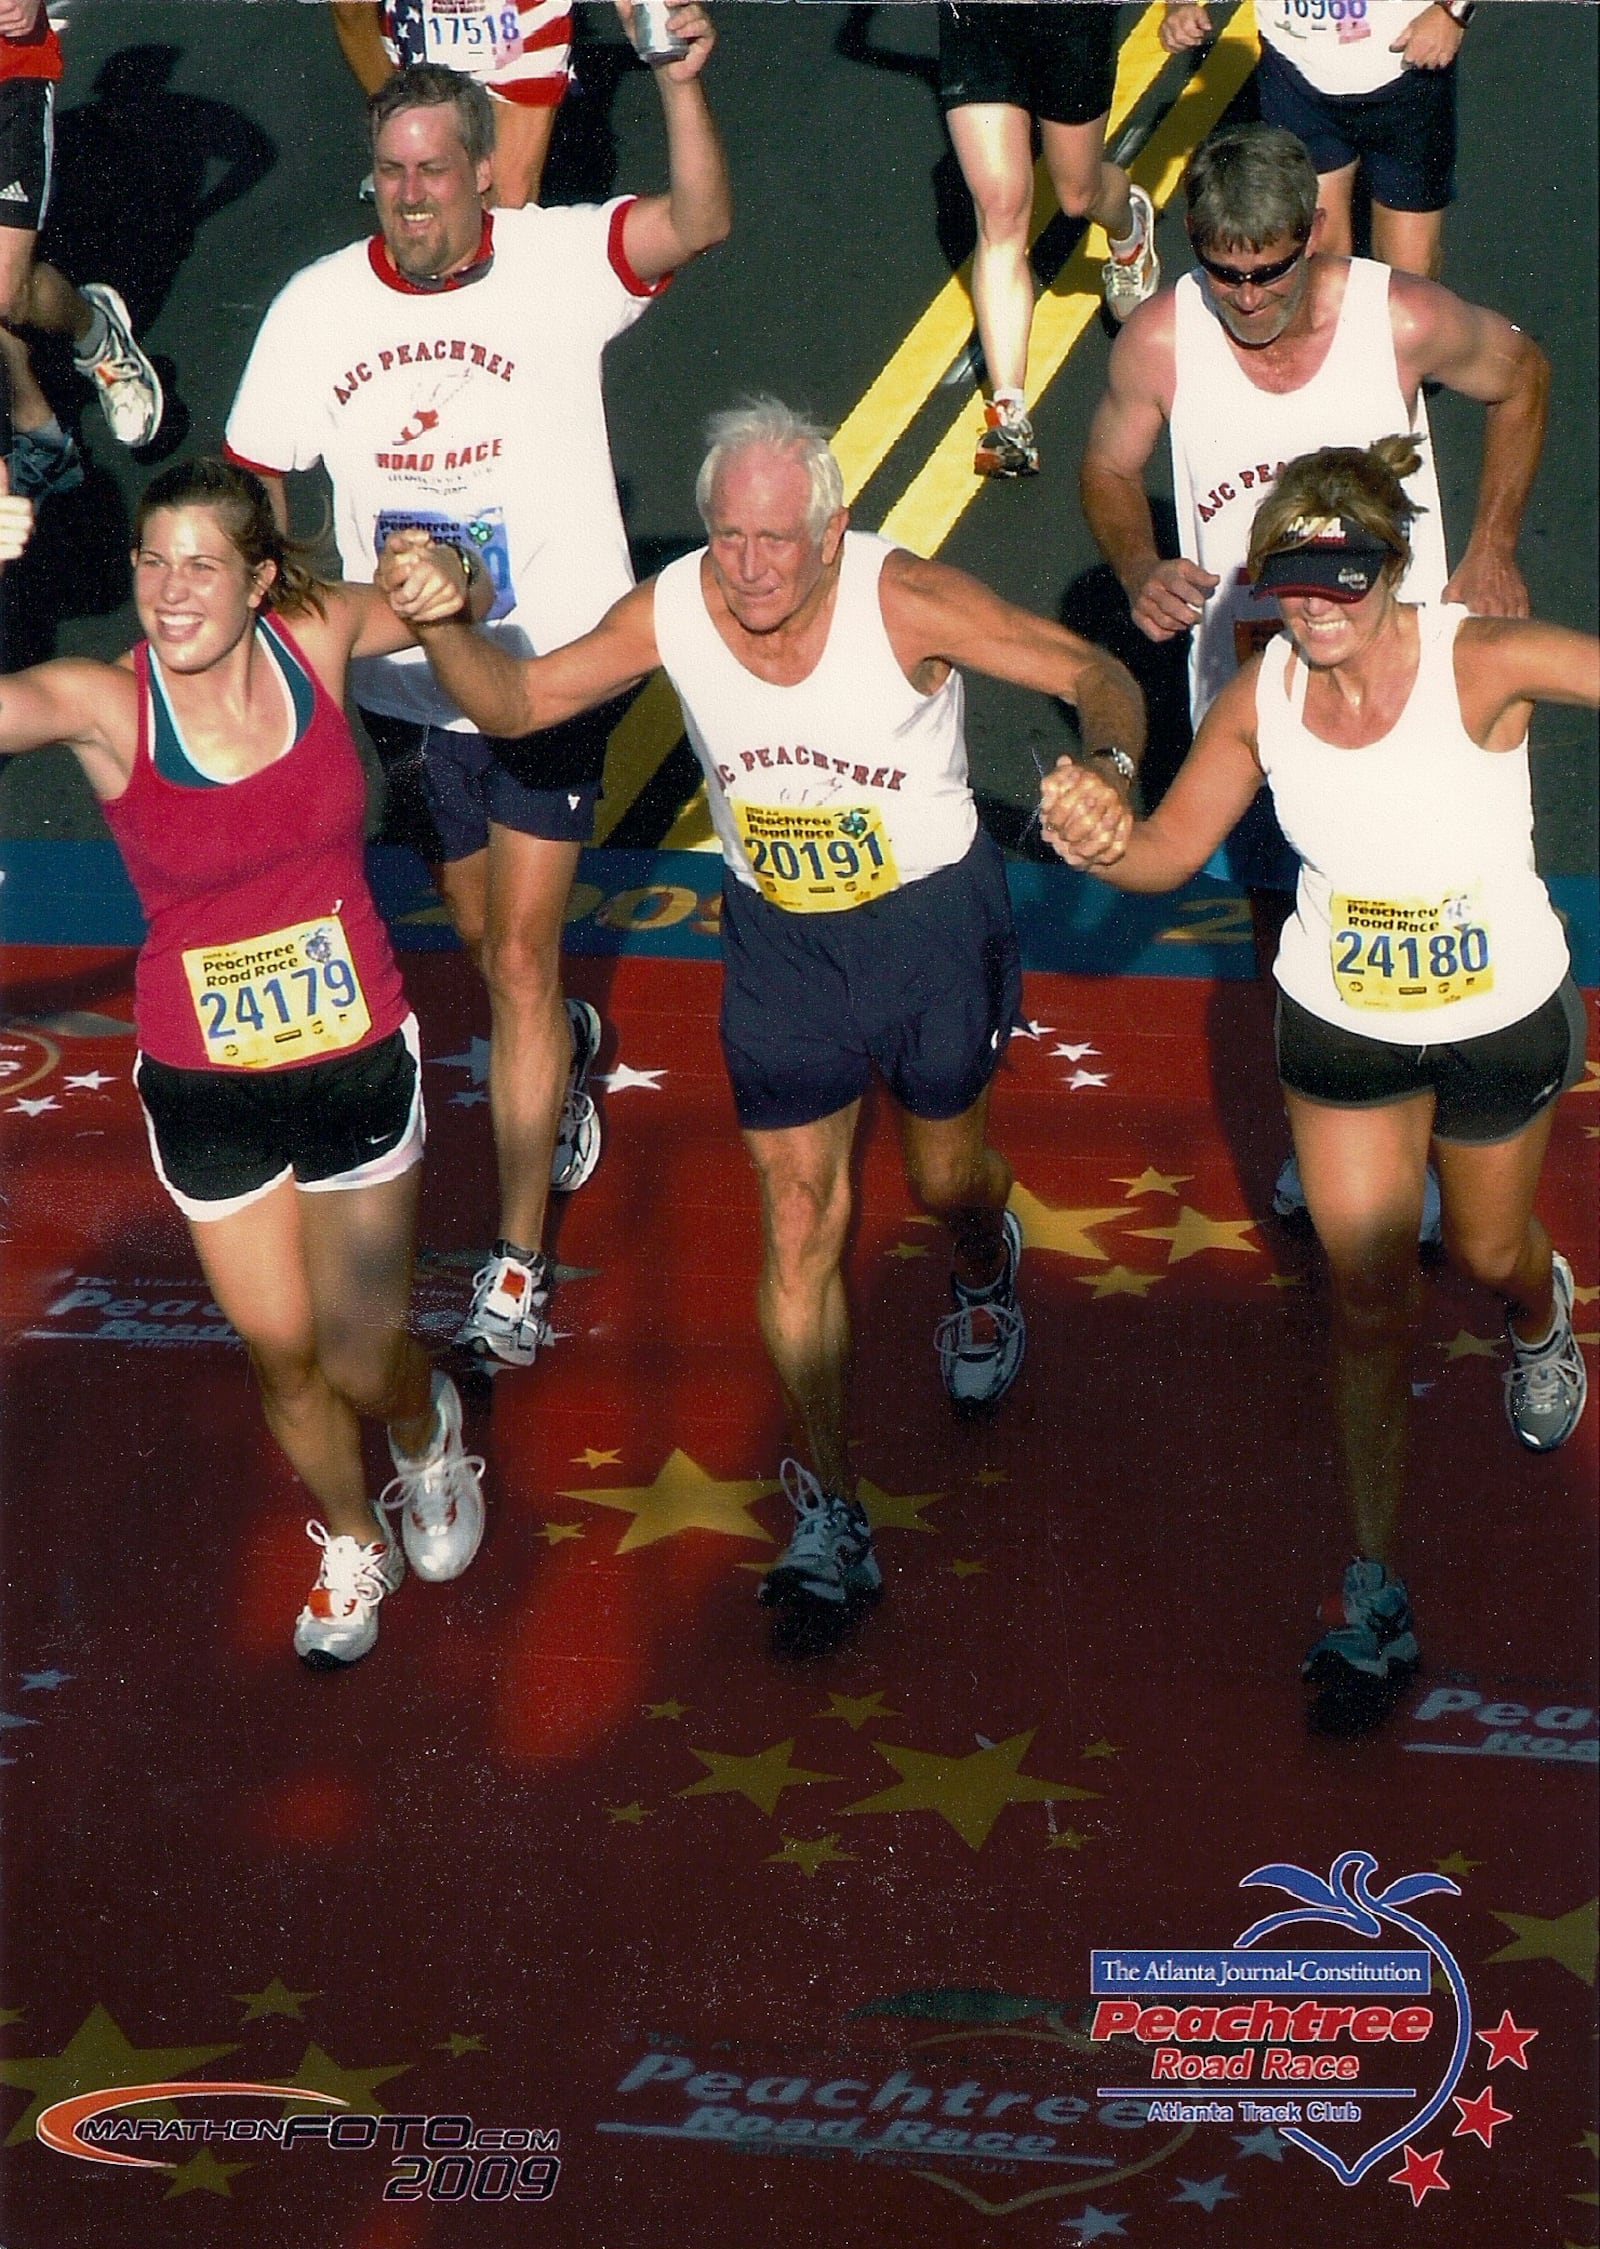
xmin=436 ymin=2034 xmax=486 ymax=2058
xmin=949 ymin=1559 xmax=987 ymax=1578
xmin=857 ymin=1477 xmax=942 ymax=1533
xmin=233 ymin=1979 xmax=319 ymax=2024
xmin=1077 ymin=1264 xmax=1161 ymax=1298
xmin=0 ymin=2008 xmax=23 ymax=2028
xmin=1440 ymin=1330 xmax=1501 ymax=1360
xmin=1485 ymin=1899 xmax=1597 ymax=1985
xmin=278 ymin=2044 xmax=411 ymax=2117
xmin=1113 ymin=1169 xmax=1191 ymax=1197
xmin=1130 ymin=1205 xmax=1259 ymax=1264
xmin=1081 ymin=1738 xmax=1121 ymax=1759
xmin=1578 ymin=1328 xmax=1599 ymax=1348
xmin=841 ymin=1732 xmax=1096 ymax=1851
xmin=818 ymin=1692 xmax=896 ymax=1731
xmin=164 ymin=2148 xmax=250 ymax=2199
xmin=1585 ymin=1124 xmax=1600 ymax=1139
xmin=0 ymin=2007 xmax=237 ymax=2146
xmin=678 ymin=1740 xmax=841 ymax=1818
xmin=1435 ymin=1852 xmax=1482 ymax=1878
xmin=1047 ymin=1828 xmax=1090 ymax=1851
xmin=767 ymin=1834 xmax=856 ymax=1876
xmin=1574 ymin=1284 xmax=1599 ymax=1305
xmin=561 ymin=1450 xmax=777 ymax=1553
xmin=536 ymin=1521 xmax=586 ymax=1545
xmin=608 ymin=1801 xmax=650 ymax=1825
xmin=975 ymin=1468 xmax=1009 ymax=1485
xmin=1578 ymin=2129 xmax=1599 ymax=2157
xmin=1264 ymin=1270 xmax=1302 ymax=1288
xmin=1570 ymin=1060 xmax=1600 ymax=1093
xmin=887 ymin=1240 xmax=929 ymax=1260
xmin=1007 ymin=1187 xmax=1134 ymax=1262
xmin=644 ymin=1699 xmax=688 ymax=1720
xmin=572 ymin=1447 xmax=622 ymax=1468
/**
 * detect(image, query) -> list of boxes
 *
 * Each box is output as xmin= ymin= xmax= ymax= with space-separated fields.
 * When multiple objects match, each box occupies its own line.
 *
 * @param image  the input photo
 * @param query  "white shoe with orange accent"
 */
xmin=293 ymin=1516 xmax=406 ymax=1669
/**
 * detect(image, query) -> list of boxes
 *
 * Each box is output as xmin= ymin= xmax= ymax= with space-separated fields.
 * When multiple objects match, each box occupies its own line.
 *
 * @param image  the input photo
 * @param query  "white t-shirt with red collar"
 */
xmin=225 ymin=201 xmax=661 ymax=730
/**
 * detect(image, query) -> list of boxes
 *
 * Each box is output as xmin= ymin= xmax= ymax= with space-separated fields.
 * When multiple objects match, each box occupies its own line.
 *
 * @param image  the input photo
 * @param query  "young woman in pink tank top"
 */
xmin=0 ymin=458 xmax=493 ymax=1667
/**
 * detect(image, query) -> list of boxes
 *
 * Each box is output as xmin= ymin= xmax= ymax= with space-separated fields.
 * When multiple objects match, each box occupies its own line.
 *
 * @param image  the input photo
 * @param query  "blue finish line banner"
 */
xmin=1091 ymin=1951 xmax=1433 ymax=1995
xmin=2 ymin=841 xmax=1597 ymax=985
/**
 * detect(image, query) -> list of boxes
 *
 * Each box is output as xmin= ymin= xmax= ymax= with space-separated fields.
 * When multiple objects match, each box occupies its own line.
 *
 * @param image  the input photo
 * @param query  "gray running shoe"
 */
xmin=1505 ymin=1251 xmax=1588 ymax=1452
xmin=936 ymin=1209 xmax=1025 ymax=1414
xmin=1102 ymin=183 xmax=1161 ymax=323
xmin=974 ymin=401 xmax=1038 ymax=480
xmin=1302 ymin=1557 xmax=1420 ymax=1687
xmin=758 ymin=1460 xmax=882 ymax=1611
xmin=74 ymin=282 xmax=164 ymax=449
xmin=551 ymin=997 xmax=602 ymax=1192
xmin=457 ymin=1246 xmax=551 ymax=1368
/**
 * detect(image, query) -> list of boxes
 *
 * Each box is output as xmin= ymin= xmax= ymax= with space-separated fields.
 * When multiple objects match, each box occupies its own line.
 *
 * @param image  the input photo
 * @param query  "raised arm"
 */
xmin=616 ymin=3 xmax=732 ymax=283
xmin=1393 ymin=274 xmax=1550 ymax=619
xmin=1079 ymin=299 xmax=1222 ymax=641
xmin=383 ymin=554 xmax=662 ymax=738
xmin=1454 ymin=615 xmax=1600 ymax=749
xmin=329 ymin=0 xmax=394 ymax=96
xmin=1040 ymin=658 xmax=1267 ymax=891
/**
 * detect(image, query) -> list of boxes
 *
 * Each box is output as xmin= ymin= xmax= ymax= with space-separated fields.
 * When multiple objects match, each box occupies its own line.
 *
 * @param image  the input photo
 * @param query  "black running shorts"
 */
xmin=719 ymin=828 xmax=1023 ymax=1133
xmin=1275 ymin=979 xmax=1587 ymax=1146
xmin=135 ymin=1019 xmax=423 ymax=1214
xmin=938 ymin=2 xmax=1119 ymax=127
xmin=0 ymin=79 xmax=53 ymax=234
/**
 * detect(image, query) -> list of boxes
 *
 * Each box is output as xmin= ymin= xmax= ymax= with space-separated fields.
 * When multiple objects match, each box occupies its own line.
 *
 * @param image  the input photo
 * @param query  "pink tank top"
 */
xmin=103 ymin=615 xmax=409 ymax=1071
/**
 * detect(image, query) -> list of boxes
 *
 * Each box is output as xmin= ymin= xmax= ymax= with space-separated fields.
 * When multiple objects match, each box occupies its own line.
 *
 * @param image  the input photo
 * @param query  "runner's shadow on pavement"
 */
xmin=40 ymin=45 xmax=276 ymax=336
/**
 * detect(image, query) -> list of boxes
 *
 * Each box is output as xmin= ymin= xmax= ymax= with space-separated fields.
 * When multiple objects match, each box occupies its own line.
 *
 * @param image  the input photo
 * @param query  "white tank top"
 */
xmin=1261 ymin=605 xmax=1569 ymax=1044
xmin=1169 ymin=259 xmax=1447 ymax=721
xmin=652 ymin=532 xmax=977 ymax=906
xmin=1257 ymin=0 xmax=1436 ymax=98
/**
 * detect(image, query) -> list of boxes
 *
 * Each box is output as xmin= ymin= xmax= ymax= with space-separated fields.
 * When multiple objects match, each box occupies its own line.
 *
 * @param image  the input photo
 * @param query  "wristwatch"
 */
xmin=1089 ymin=746 xmax=1137 ymax=787
xmin=1440 ymin=0 xmax=1474 ymax=25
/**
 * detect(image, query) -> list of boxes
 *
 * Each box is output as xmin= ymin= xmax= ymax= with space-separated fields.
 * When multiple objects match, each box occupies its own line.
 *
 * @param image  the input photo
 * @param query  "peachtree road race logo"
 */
xmin=1090 ymin=1849 xmax=1536 ymax=2202
xmin=37 ymin=2085 xmax=560 ymax=2206
xmin=21 ymin=1275 xmax=240 ymax=1349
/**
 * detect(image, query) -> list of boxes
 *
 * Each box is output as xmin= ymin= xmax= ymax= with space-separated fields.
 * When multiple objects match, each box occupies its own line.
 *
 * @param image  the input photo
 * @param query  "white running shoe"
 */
xmin=1102 ymin=183 xmax=1161 ymax=324
xmin=936 ymin=1209 xmax=1026 ymax=1415
xmin=382 ymin=1372 xmax=486 ymax=1582
xmin=457 ymin=1246 xmax=551 ymax=1368
xmin=551 ymin=997 xmax=602 ymax=1192
xmin=1505 ymin=1251 xmax=1588 ymax=1453
xmin=74 ymin=282 xmax=164 ymax=449
xmin=294 ymin=1517 xmax=406 ymax=1669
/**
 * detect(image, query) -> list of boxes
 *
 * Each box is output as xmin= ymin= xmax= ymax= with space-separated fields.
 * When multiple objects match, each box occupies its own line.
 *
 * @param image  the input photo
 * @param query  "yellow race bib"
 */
xmin=182 ymin=916 xmax=371 ymax=1067
xmin=1330 ymin=891 xmax=1494 ymax=1012
xmin=731 ymin=801 xmax=900 ymax=913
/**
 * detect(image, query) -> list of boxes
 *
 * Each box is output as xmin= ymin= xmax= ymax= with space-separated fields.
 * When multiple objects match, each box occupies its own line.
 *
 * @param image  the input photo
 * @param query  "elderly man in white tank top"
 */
xmin=384 ymin=399 xmax=1146 ymax=1648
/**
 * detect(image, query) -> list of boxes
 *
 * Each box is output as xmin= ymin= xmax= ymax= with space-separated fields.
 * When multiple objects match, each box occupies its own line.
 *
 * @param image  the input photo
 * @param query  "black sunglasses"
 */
xmin=1193 ymin=240 xmax=1309 ymax=290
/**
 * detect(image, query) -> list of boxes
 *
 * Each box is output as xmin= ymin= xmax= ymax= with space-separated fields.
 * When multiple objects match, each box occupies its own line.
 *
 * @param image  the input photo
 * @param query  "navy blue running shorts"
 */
xmin=1275 ymin=979 xmax=1587 ymax=1146
xmin=938 ymin=2 xmax=1118 ymax=127
xmin=1257 ymin=42 xmax=1456 ymax=214
xmin=362 ymin=706 xmax=607 ymax=865
xmin=719 ymin=828 xmax=1023 ymax=1133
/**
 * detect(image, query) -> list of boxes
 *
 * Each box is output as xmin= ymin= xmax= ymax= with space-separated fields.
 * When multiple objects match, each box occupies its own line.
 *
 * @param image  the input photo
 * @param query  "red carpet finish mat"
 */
xmin=1 ymin=945 xmax=1595 ymax=2247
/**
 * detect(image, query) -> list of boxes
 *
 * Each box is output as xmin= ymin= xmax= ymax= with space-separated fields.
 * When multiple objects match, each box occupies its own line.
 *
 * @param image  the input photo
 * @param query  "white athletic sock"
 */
xmin=73 ymin=306 xmax=111 ymax=367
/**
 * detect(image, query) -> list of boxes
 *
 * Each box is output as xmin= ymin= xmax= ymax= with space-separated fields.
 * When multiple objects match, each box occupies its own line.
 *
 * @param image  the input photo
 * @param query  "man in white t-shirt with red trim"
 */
xmin=225 ymin=38 xmax=729 ymax=1373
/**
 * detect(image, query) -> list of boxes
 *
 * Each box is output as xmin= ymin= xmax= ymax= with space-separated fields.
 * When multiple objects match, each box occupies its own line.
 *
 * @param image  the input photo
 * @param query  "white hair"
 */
xmin=694 ymin=399 xmax=845 ymax=540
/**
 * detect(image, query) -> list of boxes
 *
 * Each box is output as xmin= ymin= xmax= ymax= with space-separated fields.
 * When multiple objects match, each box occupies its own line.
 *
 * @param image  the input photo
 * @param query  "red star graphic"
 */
xmin=1389 ymin=2144 xmax=1449 ymax=2205
xmin=1451 ymin=2085 xmax=1513 ymax=2145
xmin=1476 ymin=2010 xmax=1538 ymax=2070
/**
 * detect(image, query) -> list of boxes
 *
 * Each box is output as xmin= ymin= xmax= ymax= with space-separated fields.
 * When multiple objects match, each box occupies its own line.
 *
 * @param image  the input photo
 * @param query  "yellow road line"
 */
xmin=614 ymin=9 xmax=1260 ymax=849
xmin=882 ymin=9 xmax=1259 ymax=557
